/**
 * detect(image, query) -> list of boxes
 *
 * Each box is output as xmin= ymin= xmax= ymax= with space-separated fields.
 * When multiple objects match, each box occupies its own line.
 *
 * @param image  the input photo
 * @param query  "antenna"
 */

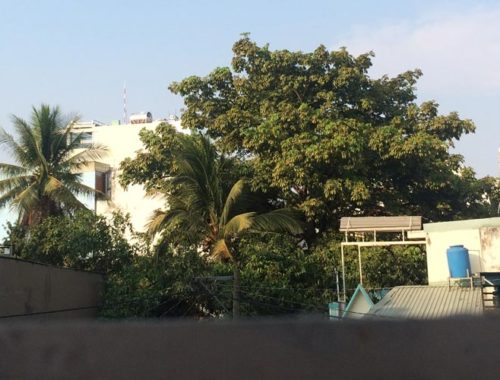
xmin=123 ymin=81 xmax=128 ymax=124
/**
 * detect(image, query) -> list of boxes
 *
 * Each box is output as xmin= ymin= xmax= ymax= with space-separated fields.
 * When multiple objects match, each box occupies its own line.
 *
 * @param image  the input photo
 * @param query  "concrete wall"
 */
xmin=1 ymin=317 xmax=500 ymax=379
xmin=426 ymin=229 xmax=481 ymax=284
xmin=426 ymin=226 xmax=500 ymax=284
xmin=0 ymin=256 xmax=104 ymax=319
xmin=479 ymin=227 xmax=500 ymax=272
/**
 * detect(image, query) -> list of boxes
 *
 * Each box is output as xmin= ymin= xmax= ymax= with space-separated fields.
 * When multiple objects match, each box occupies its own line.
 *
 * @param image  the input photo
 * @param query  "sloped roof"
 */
xmin=343 ymin=284 xmax=374 ymax=319
xmin=368 ymin=286 xmax=483 ymax=320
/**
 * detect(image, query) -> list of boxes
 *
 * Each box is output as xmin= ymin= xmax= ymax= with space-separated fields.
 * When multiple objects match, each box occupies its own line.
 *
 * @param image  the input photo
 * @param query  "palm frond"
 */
xmin=223 ymin=212 xmax=257 ymax=237
xmin=249 ymin=208 xmax=304 ymax=235
xmin=211 ymin=238 xmax=233 ymax=260
xmin=44 ymin=179 xmax=88 ymax=211
xmin=0 ymin=176 xmax=33 ymax=194
xmin=11 ymin=115 xmax=40 ymax=166
xmin=12 ymin=182 xmax=40 ymax=213
xmin=219 ymin=179 xmax=260 ymax=227
xmin=146 ymin=208 xmax=171 ymax=236
xmin=64 ymin=143 xmax=108 ymax=170
xmin=0 ymin=128 xmax=31 ymax=167
xmin=171 ymin=134 xmax=224 ymax=216
xmin=51 ymin=117 xmax=80 ymax=163
xmin=44 ymin=175 xmax=63 ymax=193
xmin=0 ymin=163 xmax=29 ymax=177
xmin=62 ymin=179 xmax=105 ymax=199
xmin=0 ymin=185 xmax=29 ymax=209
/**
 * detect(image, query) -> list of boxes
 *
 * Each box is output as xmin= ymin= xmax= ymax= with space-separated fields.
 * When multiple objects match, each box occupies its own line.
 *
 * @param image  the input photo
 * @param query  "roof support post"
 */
xmin=358 ymin=245 xmax=363 ymax=286
xmin=341 ymin=244 xmax=346 ymax=302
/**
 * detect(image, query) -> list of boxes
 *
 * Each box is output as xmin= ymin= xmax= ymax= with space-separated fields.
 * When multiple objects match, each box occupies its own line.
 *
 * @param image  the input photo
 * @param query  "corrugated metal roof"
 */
xmin=368 ymin=286 xmax=483 ymax=320
xmin=339 ymin=216 xmax=422 ymax=232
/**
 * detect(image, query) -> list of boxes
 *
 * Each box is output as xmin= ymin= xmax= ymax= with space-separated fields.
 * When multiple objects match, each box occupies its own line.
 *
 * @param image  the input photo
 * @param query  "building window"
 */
xmin=95 ymin=171 xmax=111 ymax=198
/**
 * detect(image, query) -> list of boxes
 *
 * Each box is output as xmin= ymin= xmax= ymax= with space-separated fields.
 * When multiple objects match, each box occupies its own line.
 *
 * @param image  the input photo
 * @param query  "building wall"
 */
xmin=479 ymin=227 xmax=500 ymax=272
xmin=425 ymin=219 xmax=500 ymax=284
xmin=344 ymin=295 xmax=372 ymax=319
xmin=74 ymin=119 xmax=186 ymax=234
xmin=0 ymin=256 xmax=104 ymax=318
xmin=1 ymin=318 xmax=499 ymax=379
xmin=426 ymin=229 xmax=481 ymax=284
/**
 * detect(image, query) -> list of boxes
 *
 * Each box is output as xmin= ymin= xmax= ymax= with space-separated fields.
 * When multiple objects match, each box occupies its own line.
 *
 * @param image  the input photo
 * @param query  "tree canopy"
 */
xmin=169 ymin=37 xmax=491 ymax=231
xmin=122 ymin=132 xmax=303 ymax=317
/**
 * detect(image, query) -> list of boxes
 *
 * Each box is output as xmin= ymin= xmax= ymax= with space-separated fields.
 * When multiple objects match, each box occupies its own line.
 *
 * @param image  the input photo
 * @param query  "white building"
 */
xmin=73 ymin=113 xmax=187 ymax=234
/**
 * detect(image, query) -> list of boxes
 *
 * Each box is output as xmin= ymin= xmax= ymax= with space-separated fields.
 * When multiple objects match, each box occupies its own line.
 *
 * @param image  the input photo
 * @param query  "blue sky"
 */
xmin=0 ymin=0 xmax=499 ymax=231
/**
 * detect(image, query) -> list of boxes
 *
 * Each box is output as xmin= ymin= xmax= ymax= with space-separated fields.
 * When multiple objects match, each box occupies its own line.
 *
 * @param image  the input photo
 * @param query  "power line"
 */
xmin=215 ymin=283 xmax=329 ymax=313
xmin=0 ymin=305 xmax=99 ymax=319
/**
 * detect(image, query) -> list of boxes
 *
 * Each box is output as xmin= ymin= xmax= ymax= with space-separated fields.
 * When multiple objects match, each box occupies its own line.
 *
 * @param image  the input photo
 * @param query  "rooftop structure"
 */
xmin=339 ymin=216 xmax=422 ymax=233
xmin=339 ymin=216 xmax=426 ymax=300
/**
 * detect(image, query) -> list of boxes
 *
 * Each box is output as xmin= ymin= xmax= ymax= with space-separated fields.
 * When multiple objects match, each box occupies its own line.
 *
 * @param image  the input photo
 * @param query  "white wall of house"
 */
xmin=424 ymin=218 xmax=500 ymax=284
xmin=344 ymin=294 xmax=372 ymax=319
xmin=73 ymin=118 xmax=187 ymax=235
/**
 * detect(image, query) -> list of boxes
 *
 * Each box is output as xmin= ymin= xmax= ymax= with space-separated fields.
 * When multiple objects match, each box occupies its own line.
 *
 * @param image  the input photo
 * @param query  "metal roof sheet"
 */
xmin=339 ymin=216 xmax=422 ymax=232
xmin=368 ymin=286 xmax=483 ymax=320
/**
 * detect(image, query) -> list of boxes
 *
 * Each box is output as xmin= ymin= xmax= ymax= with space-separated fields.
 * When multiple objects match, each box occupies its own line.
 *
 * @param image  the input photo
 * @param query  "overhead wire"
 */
xmin=0 ymin=273 xmax=397 ymax=320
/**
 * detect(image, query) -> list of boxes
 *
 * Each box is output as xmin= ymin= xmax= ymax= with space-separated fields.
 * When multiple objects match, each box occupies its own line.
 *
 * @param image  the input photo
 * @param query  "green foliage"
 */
xmin=234 ymin=234 xmax=336 ymax=315
xmin=0 ymin=104 xmax=106 ymax=225
xmin=5 ymin=210 xmax=135 ymax=273
xmin=100 ymin=248 xmax=216 ymax=318
xmin=119 ymin=122 xmax=188 ymax=193
xmin=170 ymin=37 xmax=488 ymax=230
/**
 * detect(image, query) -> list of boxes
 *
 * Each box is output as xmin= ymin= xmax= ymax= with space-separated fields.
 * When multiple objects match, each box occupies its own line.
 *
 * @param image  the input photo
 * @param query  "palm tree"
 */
xmin=0 ymin=104 xmax=105 ymax=226
xmin=148 ymin=135 xmax=303 ymax=318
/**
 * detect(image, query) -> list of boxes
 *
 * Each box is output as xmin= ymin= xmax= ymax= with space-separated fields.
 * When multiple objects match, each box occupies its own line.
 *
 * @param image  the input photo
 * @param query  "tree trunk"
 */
xmin=232 ymin=261 xmax=241 ymax=319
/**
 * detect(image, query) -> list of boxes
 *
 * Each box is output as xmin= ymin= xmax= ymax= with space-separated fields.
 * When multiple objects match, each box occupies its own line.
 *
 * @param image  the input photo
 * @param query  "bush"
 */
xmin=100 ymin=248 xmax=218 ymax=318
xmin=4 ymin=210 xmax=135 ymax=273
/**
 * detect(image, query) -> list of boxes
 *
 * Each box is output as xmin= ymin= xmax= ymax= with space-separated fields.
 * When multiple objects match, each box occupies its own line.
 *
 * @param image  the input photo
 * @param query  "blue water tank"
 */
xmin=446 ymin=245 xmax=471 ymax=278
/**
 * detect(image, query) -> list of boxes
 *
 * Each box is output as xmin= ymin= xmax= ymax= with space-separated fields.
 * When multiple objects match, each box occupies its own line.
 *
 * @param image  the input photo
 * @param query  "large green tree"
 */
xmin=0 ymin=105 xmax=105 ymax=225
xmin=170 ymin=37 xmax=487 ymax=231
xmin=122 ymin=133 xmax=303 ymax=318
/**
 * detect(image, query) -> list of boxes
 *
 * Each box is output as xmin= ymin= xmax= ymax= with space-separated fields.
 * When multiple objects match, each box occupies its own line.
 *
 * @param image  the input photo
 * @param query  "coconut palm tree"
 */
xmin=0 ymin=104 xmax=105 ymax=226
xmin=148 ymin=135 xmax=303 ymax=318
